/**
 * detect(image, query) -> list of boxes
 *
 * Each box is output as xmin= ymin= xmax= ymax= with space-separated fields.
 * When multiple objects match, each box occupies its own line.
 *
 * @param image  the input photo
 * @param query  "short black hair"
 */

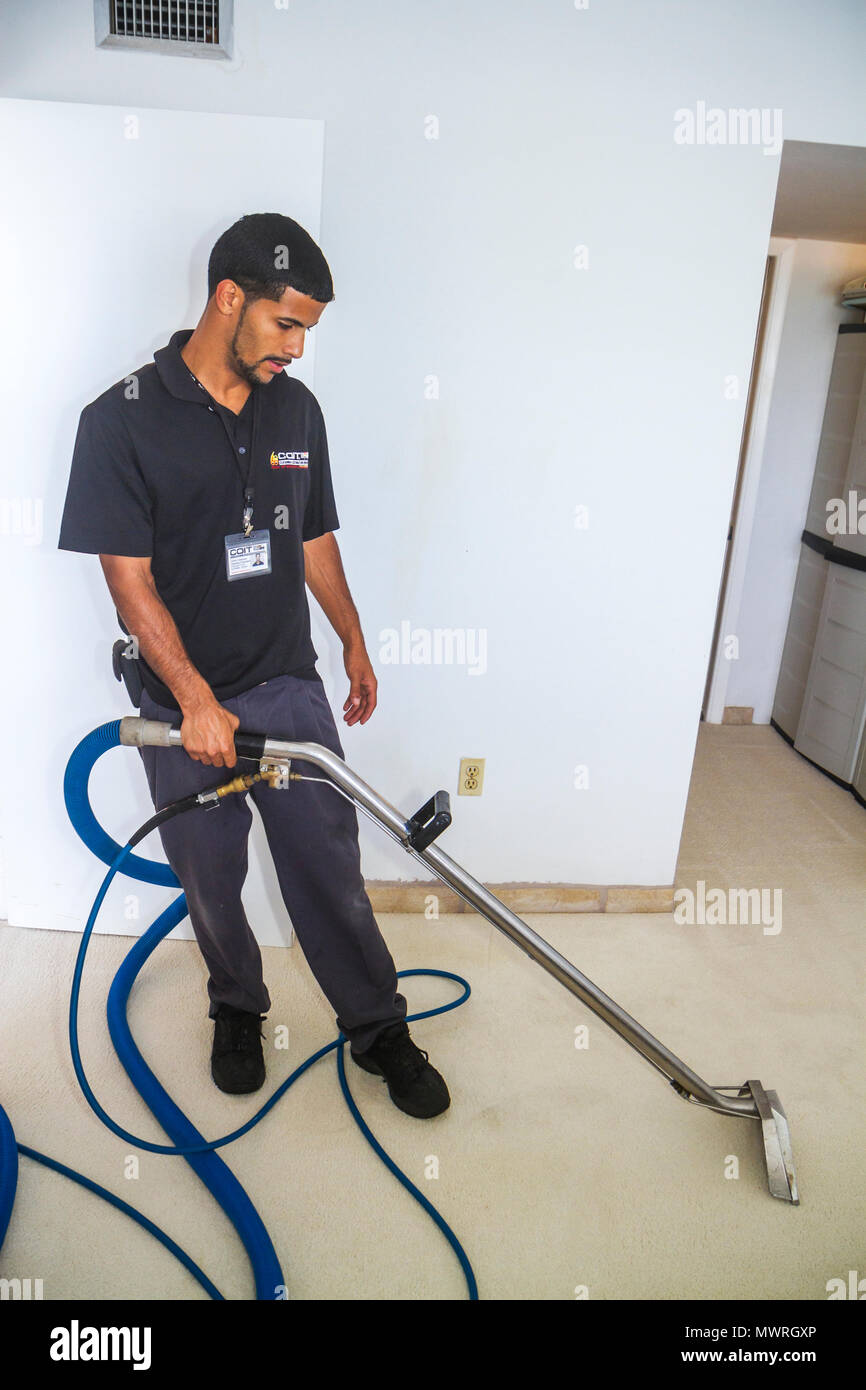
xmin=207 ymin=212 xmax=334 ymax=306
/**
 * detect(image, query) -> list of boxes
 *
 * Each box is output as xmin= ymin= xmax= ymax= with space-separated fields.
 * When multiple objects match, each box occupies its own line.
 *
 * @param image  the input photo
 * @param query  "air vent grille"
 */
xmin=109 ymin=1 xmax=220 ymax=45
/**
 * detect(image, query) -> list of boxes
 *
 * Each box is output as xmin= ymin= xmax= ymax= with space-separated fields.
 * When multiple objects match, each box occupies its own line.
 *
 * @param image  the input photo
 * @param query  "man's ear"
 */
xmin=213 ymin=279 xmax=244 ymax=318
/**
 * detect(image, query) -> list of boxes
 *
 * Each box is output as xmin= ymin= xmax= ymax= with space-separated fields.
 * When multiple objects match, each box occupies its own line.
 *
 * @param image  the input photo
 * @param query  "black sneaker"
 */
xmin=351 ymin=1021 xmax=450 ymax=1118
xmin=211 ymin=1004 xmax=266 ymax=1095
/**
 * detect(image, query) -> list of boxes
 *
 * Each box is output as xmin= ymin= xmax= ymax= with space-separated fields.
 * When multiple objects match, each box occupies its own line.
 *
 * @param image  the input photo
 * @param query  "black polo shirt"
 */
xmin=58 ymin=328 xmax=340 ymax=711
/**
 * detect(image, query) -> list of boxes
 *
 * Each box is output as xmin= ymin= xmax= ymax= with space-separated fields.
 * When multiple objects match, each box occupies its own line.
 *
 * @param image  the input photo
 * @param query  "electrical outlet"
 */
xmin=458 ymin=758 xmax=485 ymax=796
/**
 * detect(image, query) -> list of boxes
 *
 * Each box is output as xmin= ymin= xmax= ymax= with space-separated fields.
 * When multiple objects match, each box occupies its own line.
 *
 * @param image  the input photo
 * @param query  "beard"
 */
xmin=229 ymin=304 xmax=271 ymax=387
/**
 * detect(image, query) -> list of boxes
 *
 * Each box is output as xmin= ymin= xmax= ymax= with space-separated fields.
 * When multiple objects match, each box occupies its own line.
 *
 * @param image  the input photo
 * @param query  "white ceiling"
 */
xmin=772 ymin=140 xmax=866 ymax=244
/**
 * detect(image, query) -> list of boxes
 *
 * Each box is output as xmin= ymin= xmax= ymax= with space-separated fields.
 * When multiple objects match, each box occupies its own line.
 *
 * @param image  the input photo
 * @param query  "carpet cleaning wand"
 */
xmin=120 ymin=715 xmax=800 ymax=1206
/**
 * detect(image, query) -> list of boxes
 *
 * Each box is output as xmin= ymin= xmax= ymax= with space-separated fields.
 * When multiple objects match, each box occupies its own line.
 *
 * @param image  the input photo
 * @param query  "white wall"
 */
xmin=1 ymin=0 xmax=865 ymax=911
xmin=0 ymin=98 xmax=325 ymax=940
xmin=726 ymin=238 xmax=866 ymax=720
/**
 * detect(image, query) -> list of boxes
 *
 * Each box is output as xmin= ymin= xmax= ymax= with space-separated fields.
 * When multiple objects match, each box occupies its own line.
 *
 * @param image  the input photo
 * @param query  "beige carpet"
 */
xmin=0 ymin=723 xmax=863 ymax=1300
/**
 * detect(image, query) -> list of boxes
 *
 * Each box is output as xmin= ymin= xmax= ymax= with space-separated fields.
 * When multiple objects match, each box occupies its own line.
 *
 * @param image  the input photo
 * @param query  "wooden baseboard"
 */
xmin=722 ymin=706 xmax=754 ymax=724
xmin=365 ymin=881 xmax=675 ymax=914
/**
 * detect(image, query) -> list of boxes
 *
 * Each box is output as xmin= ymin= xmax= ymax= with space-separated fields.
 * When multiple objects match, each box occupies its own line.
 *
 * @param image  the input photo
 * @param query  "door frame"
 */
xmin=704 ymin=236 xmax=797 ymax=723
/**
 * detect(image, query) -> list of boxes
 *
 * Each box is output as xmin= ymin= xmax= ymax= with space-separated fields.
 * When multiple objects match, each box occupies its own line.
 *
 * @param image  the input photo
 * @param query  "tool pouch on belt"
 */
xmin=112 ymin=636 xmax=144 ymax=708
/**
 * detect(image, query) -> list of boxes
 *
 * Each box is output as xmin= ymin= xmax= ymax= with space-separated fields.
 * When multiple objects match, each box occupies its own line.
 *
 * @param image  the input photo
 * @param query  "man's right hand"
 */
xmin=180 ymin=696 xmax=241 ymax=768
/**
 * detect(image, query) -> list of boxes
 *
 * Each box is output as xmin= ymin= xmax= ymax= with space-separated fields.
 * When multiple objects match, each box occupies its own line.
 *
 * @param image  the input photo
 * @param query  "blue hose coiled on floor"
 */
xmin=0 ymin=721 xmax=477 ymax=1300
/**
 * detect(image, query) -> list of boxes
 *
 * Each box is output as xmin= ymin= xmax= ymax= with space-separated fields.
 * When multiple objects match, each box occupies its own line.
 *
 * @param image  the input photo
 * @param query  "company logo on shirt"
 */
xmin=270 ymin=450 xmax=309 ymax=468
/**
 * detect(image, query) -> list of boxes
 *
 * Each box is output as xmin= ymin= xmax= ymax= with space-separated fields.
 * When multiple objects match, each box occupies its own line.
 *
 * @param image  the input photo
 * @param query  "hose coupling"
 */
xmin=193 ymin=773 xmax=261 ymax=804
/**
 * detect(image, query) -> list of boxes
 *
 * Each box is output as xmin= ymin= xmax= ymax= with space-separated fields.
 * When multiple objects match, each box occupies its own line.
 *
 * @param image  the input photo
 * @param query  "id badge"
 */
xmin=224 ymin=529 xmax=272 ymax=581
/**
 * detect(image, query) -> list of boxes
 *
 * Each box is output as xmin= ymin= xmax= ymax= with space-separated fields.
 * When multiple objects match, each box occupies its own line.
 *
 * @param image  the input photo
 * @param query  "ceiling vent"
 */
xmin=95 ymin=1 xmax=234 ymax=60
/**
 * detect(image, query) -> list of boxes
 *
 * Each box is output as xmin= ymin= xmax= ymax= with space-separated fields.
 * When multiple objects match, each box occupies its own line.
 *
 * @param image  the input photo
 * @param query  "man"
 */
xmin=58 ymin=212 xmax=449 ymax=1119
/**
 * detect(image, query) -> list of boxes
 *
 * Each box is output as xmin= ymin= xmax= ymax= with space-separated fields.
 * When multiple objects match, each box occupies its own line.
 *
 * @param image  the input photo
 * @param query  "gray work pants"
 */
xmin=136 ymin=673 xmax=407 ymax=1053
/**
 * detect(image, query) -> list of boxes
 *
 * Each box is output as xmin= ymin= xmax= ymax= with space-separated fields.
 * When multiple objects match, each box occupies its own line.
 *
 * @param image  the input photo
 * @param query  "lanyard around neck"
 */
xmin=184 ymin=361 xmax=262 ymax=536
xmin=206 ymin=384 xmax=261 ymax=537
xmin=241 ymin=388 xmax=261 ymax=537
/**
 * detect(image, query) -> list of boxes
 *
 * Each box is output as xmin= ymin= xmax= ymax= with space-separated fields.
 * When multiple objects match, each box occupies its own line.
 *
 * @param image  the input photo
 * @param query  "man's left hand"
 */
xmin=343 ymin=643 xmax=378 ymax=725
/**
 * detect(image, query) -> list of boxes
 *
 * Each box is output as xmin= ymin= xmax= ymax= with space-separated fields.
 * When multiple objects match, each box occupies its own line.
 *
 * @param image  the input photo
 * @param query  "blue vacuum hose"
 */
xmin=0 ymin=721 xmax=477 ymax=1300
